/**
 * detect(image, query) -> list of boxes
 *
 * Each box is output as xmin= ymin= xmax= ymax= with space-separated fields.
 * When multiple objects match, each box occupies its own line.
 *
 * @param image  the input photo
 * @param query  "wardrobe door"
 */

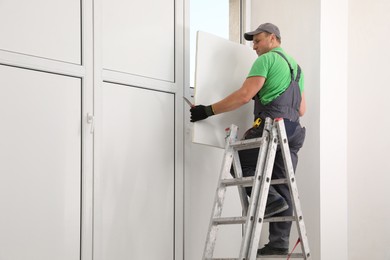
xmin=0 ymin=65 xmax=82 ymax=260
xmin=95 ymin=83 xmax=175 ymax=260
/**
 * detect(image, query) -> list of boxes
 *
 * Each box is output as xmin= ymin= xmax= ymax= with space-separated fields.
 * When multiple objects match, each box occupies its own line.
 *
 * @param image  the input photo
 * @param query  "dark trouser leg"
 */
xmin=237 ymin=148 xmax=294 ymax=250
xmin=268 ymin=121 xmax=305 ymax=249
xmin=233 ymin=124 xmax=286 ymax=207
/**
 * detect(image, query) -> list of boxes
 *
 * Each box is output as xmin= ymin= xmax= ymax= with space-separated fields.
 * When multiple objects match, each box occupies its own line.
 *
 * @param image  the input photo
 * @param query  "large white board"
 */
xmin=193 ymin=31 xmax=257 ymax=148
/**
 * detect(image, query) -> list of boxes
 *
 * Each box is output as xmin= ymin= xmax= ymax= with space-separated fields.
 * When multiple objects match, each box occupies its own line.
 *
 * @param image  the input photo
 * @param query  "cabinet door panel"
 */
xmin=0 ymin=65 xmax=81 ymax=260
xmin=0 ymin=0 xmax=81 ymax=63
xmin=95 ymin=83 xmax=175 ymax=260
xmin=102 ymin=0 xmax=174 ymax=81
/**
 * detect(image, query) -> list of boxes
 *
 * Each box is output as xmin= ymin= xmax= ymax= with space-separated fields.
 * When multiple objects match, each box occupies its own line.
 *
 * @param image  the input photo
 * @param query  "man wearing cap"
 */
xmin=190 ymin=23 xmax=306 ymax=256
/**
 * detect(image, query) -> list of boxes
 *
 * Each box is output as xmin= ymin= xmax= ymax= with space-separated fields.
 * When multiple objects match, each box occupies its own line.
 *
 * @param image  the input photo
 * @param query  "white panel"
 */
xmin=193 ymin=31 xmax=256 ymax=148
xmin=102 ymin=0 xmax=174 ymax=81
xmin=95 ymin=83 xmax=175 ymax=260
xmin=320 ymin=0 xmax=348 ymax=259
xmin=0 ymin=0 xmax=81 ymax=64
xmin=348 ymin=1 xmax=390 ymax=259
xmin=0 ymin=66 xmax=81 ymax=259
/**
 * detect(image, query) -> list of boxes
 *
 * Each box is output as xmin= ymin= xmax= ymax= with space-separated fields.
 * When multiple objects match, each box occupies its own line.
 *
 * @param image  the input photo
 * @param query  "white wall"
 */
xmin=348 ymin=0 xmax=390 ymax=259
xmin=320 ymin=0 xmax=349 ymax=259
xmin=184 ymin=142 xmax=243 ymax=259
xmin=251 ymin=1 xmax=390 ymax=260
xmin=250 ymin=0 xmax=321 ymax=258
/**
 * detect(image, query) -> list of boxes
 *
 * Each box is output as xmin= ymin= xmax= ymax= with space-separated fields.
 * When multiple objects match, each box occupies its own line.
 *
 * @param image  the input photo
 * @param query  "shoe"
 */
xmin=264 ymin=198 xmax=289 ymax=218
xmin=257 ymin=244 xmax=288 ymax=255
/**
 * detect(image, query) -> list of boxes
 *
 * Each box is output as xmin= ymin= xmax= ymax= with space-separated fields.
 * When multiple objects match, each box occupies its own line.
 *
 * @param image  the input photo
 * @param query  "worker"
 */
xmin=190 ymin=23 xmax=306 ymax=256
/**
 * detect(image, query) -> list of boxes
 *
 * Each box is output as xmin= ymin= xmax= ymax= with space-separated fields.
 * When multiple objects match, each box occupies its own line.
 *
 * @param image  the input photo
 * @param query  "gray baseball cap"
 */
xmin=244 ymin=23 xmax=281 ymax=41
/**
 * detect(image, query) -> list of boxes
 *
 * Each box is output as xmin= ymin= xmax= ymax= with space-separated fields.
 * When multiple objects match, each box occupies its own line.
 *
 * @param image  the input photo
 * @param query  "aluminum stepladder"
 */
xmin=202 ymin=118 xmax=311 ymax=260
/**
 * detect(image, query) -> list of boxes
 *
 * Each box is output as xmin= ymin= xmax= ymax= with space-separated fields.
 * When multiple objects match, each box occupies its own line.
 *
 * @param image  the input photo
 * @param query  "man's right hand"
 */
xmin=190 ymin=105 xmax=214 ymax=122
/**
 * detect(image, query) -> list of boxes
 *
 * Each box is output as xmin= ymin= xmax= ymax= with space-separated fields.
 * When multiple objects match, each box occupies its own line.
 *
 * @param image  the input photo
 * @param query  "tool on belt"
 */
xmin=253 ymin=118 xmax=262 ymax=128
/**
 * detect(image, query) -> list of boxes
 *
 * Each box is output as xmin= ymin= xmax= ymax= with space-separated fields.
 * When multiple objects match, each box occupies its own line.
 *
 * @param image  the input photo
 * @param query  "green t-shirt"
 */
xmin=247 ymin=47 xmax=304 ymax=105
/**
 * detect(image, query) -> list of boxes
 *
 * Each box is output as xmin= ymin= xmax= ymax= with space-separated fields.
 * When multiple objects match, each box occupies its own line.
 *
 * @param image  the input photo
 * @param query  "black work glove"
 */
xmin=190 ymin=105 xmax=214 ymax=122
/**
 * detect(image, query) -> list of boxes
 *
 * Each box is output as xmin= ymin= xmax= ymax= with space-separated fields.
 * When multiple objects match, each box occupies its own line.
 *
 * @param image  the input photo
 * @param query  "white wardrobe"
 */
xmin=0 ymin=0 xmax=184 ymax=259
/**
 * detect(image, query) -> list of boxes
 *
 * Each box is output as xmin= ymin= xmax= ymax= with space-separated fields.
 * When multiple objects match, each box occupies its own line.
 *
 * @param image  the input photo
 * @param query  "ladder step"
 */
xmin=264 ymin=216 xmax=296 ymax=222
xmin=213 ymin=216 xmax=297 ymax=225
xmin=207 ymin=254 xmax=305 ymax=259
xmin=221 ymin=176 xmax=255 ymax=187
xmin=270 ymin=178 xmax=288 ymax=185
xmin=220 ymin=177 xmax=287 ymax=187
xmin=257 ymin=253 xmax=305 ymax=258
xmin=213 ymin=216 xmax=247 ymax=225
xmin=230 ymin=137 xmax=264 ymax=150
xmin=206 ymin=258 xmax=239 ymax=260
xmin=206 ymin=258 xmax=238 ymax=260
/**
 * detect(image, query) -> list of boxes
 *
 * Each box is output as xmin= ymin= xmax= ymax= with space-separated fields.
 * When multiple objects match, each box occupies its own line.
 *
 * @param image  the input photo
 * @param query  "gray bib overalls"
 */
xmin=237 ymin=51 xmax=306 ymax=249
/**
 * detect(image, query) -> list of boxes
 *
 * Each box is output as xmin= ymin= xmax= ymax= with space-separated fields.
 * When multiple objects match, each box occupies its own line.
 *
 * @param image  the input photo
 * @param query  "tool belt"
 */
xmin=243 ymin=118 xmax=264 ymax=140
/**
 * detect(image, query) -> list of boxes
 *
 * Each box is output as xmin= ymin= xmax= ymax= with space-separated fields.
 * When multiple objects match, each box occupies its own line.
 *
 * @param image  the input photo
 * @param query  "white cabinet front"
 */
xmin=95 ymin=82 xmax=175 ymax=260
xmin=0 ymin=65 xmax=82 ymax=260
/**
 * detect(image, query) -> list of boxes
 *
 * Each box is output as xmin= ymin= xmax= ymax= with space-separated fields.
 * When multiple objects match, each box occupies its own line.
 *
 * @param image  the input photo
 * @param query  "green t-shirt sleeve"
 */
xmin=247 ymin=55 xmax=271 ymax=78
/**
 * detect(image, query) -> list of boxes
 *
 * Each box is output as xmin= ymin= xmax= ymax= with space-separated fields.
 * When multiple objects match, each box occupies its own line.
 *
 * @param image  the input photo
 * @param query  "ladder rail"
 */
xmin=202 ymin=125 xmax=239 ymax=259
xmin=238 ymin=118 xmax=273 ymax=259
xmin=275 ymin=119 xmax=311 ymax=259
xmin=246 ymin=125 xmax=279 ymax=260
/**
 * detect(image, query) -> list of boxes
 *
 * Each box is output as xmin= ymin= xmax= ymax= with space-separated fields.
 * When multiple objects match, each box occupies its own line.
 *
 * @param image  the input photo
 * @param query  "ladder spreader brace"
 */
xmin=202 ymin=118 xmax=311 ymax=260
